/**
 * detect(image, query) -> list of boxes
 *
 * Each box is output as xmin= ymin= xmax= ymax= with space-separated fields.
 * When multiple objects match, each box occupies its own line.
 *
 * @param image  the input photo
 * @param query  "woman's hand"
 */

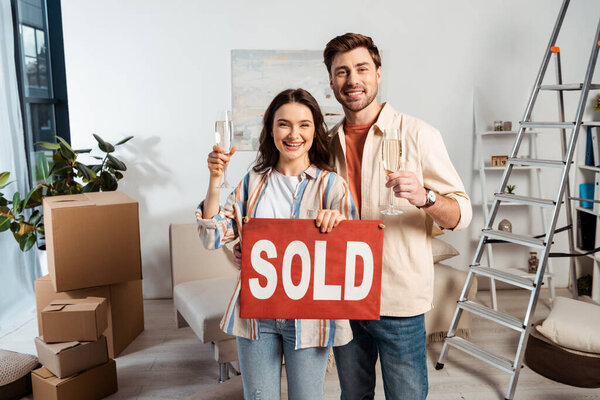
xmin=315 ymin=209 xmax=346 ymax=233
xmin=207 ymin=145 xmax=236 ymax=178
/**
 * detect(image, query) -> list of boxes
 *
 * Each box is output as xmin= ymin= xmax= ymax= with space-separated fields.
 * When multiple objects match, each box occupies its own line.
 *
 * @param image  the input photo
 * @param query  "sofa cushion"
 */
xmin=432 ymin=238 xmax=459 ymax=263
xmin=174 ymin=277 xmax=237 ymax=343
xmin=535 ymin=296 xmax=600 ymax=353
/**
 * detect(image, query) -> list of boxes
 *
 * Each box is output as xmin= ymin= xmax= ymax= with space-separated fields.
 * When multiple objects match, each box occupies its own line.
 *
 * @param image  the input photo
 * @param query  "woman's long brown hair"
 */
xmin=253 ymin=88 xmax=331 ymax=172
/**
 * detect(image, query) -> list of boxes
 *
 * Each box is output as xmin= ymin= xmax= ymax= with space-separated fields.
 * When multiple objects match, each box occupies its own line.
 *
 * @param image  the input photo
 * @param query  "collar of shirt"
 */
xmin=259 ymin=164 xmax=319 ymax=180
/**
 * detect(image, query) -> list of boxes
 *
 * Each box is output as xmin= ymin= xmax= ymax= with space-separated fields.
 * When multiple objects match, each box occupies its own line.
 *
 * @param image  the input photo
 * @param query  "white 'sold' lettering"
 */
xmin=248 ymin=240 xmax=373 ymax=301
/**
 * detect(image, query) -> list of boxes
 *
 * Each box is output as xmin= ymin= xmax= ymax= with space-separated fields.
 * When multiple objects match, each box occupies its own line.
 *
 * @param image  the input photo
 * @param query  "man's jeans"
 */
xmin=236 ymin=318 xmax=329 ymax=400
xmin=333 ymin=315 xmax=428 ymax=400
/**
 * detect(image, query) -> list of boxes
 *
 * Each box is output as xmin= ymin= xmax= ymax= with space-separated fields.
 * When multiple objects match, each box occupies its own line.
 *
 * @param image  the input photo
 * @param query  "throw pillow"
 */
xmin=536 ymin=296 xmax=600 ymax=354
xmin=432 ymin=238 xmax=459 ymax=263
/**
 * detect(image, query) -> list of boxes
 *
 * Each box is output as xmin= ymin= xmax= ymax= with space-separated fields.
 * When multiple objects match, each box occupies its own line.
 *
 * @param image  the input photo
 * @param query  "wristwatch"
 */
xmin=418 ymin=188 xmax=436 ymax=209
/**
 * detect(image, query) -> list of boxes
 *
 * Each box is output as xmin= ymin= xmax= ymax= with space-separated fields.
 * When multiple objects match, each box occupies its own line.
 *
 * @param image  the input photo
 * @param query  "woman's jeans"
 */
xmin=333 ymin=315 xmax=428 ymax=400
xmin=236 ymin=318 xmax=329 ymax=400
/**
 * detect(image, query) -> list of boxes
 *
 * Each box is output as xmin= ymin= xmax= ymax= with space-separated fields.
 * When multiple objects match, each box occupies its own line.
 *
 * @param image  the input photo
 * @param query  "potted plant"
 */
xmin=0 ymin=134 xmax=133 ymax=251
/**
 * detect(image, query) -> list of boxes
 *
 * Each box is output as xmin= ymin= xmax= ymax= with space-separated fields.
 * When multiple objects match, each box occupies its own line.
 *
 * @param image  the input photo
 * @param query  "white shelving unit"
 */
xmin=571 ymin=122 xmax=600 ymax=304
xmin=475 ymin=128 xmax=557 ymax=310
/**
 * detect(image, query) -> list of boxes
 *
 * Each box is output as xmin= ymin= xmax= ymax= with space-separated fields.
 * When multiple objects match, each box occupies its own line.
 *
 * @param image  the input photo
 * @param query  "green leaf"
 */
xmin=0 ymin=171 xmax=9 ymax=186
xmin=93 ymin=134 xmax=115 ymax=153
xmin=0 ymin=180 xmax=14 ymax=190
xmin=23 ymin=185 xmax=44 ymax=209
xmin=75 ymin=162 xmax=96 ymax=181
xmin=51 ymin=162 xmax=71 ymax=177
xmin=19 ymin=232 xmax=36 ymax=251
xmin=0 ymin=197 xmax=7 ymax=207
xmin=92 ymin=156 xmax=104 ymax=160
xmin=29 ymin=209 xmax=42 ymax=225
xmin=58 ymin=141 xmax=76 ymax=162
xmin=107 ymin=154 xmax=127 ymax=171
xmin=116 ymin=135 xmax=134 ymax=146
xmin=0 ymin=216 xmax=10 ymax=232
xmin=10 ymin=221 xmax=19 ymax=233
xmin=56 ymin=136 xmax=73 ymax=151
xmin=82 ymin=180 xmax=100 ymax=193
xmin=35 ymin=141 xmax=60 ymax=150
xmin=12 ymin=192 xmax=21 ymax=212
xmin=115 ymin=171 xmax=123 ymax=180
xmin=36 ymin=152 xmax=49 ymax=182
xmin=90 ymin=164 xmax=102 ymax=173
xmin=100 ymin=172 xmax=118 ymax=191
xmin=37 ymin=225 xmax=45 ymax=235
xmin=74 ymin=148 xmax=92 ymax=154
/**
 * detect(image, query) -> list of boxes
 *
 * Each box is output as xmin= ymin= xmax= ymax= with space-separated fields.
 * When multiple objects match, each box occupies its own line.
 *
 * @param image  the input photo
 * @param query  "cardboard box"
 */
xmin=35 ymin=336 xmax=109 ymax=378
xmin=41 ymin=297 xmax=108 ymax=343
xmin=43 ymin=191 xmax=142 ymax=291
xmin=36 ymin=275 xmax=144 ymax=358
xmin=31 ymin=360 xmax=117 ymax=400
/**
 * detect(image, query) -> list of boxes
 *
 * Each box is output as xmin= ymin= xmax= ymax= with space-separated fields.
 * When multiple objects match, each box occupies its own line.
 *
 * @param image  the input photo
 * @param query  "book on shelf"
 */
xmin=586 ymin=126 xmax=594 ymax=166
xmin=591 ymin=126 xmax=600 ymax=167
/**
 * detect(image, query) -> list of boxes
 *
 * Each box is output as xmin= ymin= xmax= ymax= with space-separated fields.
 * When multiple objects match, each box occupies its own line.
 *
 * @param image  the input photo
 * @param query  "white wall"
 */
xmin=60 ymin=0 xmax=600 ymax=298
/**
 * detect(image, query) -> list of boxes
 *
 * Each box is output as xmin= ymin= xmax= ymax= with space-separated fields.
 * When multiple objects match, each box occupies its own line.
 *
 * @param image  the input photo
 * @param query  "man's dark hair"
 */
xmin=253 ymin=88 xmax=332 ymax=173
xmin=323 ymin=33 xmax=382 ymax=73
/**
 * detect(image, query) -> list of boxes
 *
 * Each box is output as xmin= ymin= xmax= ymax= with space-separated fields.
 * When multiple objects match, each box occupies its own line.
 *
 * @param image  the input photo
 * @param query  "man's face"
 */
xmin=329 ymin=47 xmax=382 ymax=113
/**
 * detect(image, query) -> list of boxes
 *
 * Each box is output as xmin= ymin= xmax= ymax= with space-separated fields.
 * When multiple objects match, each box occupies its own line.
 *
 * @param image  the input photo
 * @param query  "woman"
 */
xmin=196 ymin=88 xmax=356 ymax=400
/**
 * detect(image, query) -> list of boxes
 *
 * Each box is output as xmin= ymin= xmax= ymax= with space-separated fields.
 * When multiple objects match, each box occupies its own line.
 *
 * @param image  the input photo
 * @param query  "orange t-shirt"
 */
xmin=344 ymin=122 xmax=374 ymax=216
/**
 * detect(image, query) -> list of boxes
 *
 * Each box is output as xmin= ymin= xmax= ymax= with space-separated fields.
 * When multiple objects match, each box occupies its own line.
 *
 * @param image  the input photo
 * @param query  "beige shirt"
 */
xmin=329 ymin=103 xmax=472 ymax=316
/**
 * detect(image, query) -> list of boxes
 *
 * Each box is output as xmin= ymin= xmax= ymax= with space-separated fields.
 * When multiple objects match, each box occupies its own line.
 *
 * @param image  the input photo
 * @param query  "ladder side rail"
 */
xmin=488 ymin=0 xmax=571 ymax=231
xmin=476 ymin=131 xmax=499 ymax=309
xmin=525 ymin=20 xmax=600 ymax=328
xmin=516 ymin=0 xmax=570 ymax=133
xmin=554 ymin=50 xmax=578 ymax=299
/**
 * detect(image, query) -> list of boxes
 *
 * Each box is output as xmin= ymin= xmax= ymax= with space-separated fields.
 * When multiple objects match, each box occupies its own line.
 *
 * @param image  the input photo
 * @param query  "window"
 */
xmin=11 ymin=0 xmax=69 ymax=183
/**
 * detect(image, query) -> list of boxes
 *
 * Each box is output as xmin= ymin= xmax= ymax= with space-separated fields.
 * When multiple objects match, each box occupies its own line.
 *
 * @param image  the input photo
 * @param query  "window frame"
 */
xmin=11 ymin=0 xmax=70 ymax=184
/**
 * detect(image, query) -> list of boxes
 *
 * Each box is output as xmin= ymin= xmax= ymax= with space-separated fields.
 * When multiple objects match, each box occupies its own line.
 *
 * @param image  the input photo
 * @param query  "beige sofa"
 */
xmin=170 ymin=223 xmax=475 ymax=383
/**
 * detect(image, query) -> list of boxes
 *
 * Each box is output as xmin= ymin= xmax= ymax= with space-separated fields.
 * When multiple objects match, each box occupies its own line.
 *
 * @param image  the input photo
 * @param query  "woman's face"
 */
xmin=272 ymin=102 xmax=315 ymax=168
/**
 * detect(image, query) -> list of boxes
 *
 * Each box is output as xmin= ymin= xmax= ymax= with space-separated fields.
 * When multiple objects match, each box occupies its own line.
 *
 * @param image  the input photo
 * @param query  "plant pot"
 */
xmin=37 ymin=246 xmax=48 ymax=276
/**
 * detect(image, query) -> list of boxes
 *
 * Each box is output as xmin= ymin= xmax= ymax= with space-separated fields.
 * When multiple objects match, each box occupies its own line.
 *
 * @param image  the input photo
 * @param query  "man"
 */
xmin=321 ymin=33 xmax=471 ymax=400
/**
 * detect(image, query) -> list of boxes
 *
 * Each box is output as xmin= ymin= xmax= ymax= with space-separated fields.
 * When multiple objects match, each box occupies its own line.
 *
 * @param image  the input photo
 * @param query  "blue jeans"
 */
xmin=333 ymin=315 xmax=428 ymax=400
xmin=236 ymin=319 xmax=329 ymax=400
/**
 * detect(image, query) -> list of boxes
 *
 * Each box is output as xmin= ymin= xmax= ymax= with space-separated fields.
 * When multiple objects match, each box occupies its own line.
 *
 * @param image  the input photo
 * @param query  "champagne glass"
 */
xmin=215 ymin=110 xmax=233 ymax=188
xmin=381 ymin=128 xmax=404 ymax=215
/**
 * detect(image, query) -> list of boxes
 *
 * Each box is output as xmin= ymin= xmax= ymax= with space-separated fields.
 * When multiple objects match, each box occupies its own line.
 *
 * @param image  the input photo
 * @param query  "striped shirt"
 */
xmin=195 ymin=165 xmax=357 ymax=349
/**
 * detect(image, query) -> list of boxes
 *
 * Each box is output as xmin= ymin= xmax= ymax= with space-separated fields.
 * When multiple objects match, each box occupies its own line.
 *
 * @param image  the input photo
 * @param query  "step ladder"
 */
xmin=436 ymin=1 xmax=600 ymax=399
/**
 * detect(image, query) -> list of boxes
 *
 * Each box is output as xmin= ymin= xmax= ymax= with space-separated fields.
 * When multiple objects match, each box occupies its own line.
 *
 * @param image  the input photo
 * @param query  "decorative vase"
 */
xmin=528 ymin=252 xmax=539 ymax=274
xmin=498 ymin=218 xmax=512 ymax=233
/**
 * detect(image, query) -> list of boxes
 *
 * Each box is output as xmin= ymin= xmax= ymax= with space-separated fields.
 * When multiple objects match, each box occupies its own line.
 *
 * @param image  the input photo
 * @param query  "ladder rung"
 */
xmin=470 ymin=265 xmax=536 ymax=290
xmin=445 ymin=336 xmax=515 ymax=374
xmin=540 ymin=83 xmax=600 ymax=91
xmin=508 ymin=157 xmax=564 ymax=168
xmin=458 ymin=300 xmax=526 ymax=332
xmin=483 ymin=229 xmax=546 ymax=248
xmin=520 ymin=121 xmax=575 ymax=129
xmin=494 ymin=193 xmax=556 ymax=208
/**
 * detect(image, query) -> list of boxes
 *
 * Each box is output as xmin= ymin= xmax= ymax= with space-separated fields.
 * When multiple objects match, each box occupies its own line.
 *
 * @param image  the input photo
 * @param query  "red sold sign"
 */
xmin=240 ymin=219 xmax=384 ymax=320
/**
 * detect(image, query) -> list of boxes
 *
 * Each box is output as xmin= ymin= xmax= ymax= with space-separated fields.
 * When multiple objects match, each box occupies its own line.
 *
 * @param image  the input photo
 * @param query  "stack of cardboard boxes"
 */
xmin=31 ymin=192 xmax=144 ymax=400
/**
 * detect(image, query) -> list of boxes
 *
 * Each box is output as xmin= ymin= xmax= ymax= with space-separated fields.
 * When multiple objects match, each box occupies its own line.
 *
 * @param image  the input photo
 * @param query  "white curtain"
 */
xmin=0 ymin=0 xmax=41 ymax=338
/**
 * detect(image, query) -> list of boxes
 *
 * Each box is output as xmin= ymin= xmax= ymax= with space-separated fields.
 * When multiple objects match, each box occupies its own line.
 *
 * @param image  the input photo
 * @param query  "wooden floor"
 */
xmin=2 ymin=288 xmax=599 ymax=399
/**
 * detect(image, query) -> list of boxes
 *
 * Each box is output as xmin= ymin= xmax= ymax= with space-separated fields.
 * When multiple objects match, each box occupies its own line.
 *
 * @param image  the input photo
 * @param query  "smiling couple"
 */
xmin=196 ymin=33 xmax=472 ymax=400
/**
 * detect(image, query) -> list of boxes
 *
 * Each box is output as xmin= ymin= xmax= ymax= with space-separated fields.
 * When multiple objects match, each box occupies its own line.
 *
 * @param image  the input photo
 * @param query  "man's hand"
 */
xmin=385 ymin=171 xmax=427 ymax=207
xmin=315 ymin=209 xmax=346 ymax=233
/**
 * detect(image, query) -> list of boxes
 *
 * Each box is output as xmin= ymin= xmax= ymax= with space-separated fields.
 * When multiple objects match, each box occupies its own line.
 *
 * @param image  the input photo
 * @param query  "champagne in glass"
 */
xmin=215 ymin=110 xmax=233 ymax=188
xmin=381 ymin=128 xmax=404 ymax=215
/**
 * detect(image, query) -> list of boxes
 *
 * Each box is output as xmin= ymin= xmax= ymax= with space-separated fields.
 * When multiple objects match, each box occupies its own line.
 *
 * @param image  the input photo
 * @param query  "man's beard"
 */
xmin=335 ymin=86 xmax=378 ymax=113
